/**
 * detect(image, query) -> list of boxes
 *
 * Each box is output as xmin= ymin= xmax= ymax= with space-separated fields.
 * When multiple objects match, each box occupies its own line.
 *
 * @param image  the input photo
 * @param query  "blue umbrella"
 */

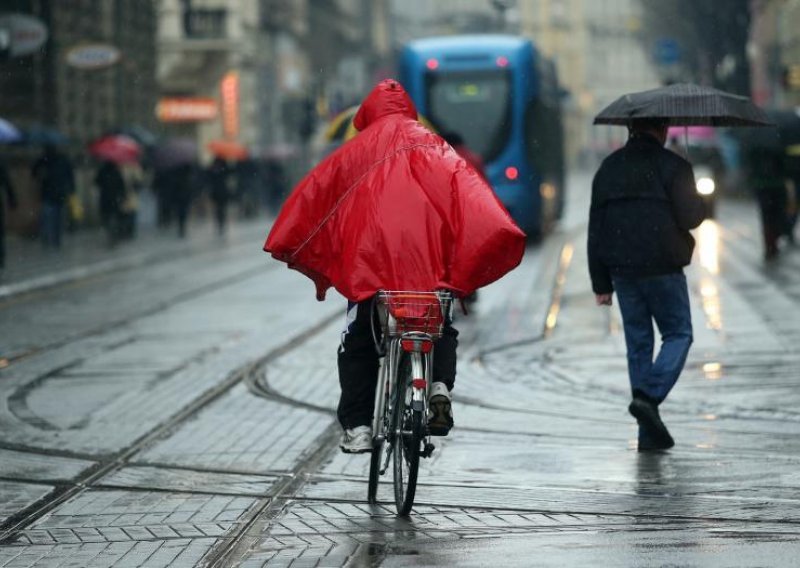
xmin=21 ymin=125 xmax=69 ymax=146
xmin=0 ymin=118 xmax=22 ymax=143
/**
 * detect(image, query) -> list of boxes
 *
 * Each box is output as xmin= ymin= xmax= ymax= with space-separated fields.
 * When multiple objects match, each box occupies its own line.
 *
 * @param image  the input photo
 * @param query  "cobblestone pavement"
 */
xmin=2 ymin=175 xmax=800 ymax=566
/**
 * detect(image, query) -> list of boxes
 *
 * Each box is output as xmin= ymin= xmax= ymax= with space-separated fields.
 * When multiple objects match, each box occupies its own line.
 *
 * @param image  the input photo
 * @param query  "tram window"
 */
xmin=426 ymin=70 xmax=511 ymax=162
xmin=525 ymin=98 xmax=560 ymax=180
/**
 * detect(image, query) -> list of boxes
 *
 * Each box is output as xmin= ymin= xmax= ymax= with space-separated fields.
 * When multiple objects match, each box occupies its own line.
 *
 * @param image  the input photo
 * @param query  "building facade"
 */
xmin=750 ymin=0 xmax=800 ymax=109
xmin=0 ymin=0 xmax=158 ymax=232
xmin=158 ymin=0 xmax=392 ymax=167
xmin=520 ymin=0 xmax=658 ymax=165
xmin=1 ymin=0 xmax=157 ymax=143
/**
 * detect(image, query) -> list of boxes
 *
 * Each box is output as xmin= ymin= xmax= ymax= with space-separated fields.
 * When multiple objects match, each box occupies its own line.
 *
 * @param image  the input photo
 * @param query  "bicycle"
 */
xmin=367 ymin=290 xmax=453 ymax=516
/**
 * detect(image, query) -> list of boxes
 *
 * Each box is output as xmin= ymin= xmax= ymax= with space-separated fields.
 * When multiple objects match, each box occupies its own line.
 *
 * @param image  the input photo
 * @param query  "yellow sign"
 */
xmin=785 ymin=65 xmax=800 ymax=90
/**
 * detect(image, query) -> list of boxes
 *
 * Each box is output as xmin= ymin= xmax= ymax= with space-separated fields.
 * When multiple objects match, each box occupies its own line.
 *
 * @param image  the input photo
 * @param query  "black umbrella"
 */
xmin=594 ymin=83 xmax=772 ymax=127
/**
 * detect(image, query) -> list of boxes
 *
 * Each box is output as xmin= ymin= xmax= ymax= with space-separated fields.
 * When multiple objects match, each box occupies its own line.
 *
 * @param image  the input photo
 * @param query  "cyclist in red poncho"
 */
xmin=265 ymin=79 xmax=525 ymax=452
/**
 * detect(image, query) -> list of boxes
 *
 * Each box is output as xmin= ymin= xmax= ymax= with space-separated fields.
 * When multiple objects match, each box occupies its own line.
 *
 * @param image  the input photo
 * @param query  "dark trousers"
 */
xmin=213 ymin=200 xmax=228 ymax=234
xmin=757 ymin=185 xmax=787 ymax=257
xmin=40 ymin=203 xmax=63 ymax=248
xmin=175 ymin=203 xmax=189 ymax=238
xmin=337 ymin=299 xmax=458 ymax=430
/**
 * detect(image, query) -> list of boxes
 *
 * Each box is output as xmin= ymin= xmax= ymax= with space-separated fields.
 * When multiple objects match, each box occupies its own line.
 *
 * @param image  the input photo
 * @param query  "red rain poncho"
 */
xmin=264 ymin=79 xmax=526 ymax=302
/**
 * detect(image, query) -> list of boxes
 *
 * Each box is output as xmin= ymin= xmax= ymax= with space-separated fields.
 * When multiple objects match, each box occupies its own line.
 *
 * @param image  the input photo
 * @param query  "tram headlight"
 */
xmin=696 ymin=177 xmax=715 ymax=196
xmin=539 ymin=182 xmax=556 ymax=199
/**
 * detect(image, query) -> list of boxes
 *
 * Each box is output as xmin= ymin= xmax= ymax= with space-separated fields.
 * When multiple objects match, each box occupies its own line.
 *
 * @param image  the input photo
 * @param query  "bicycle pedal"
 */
xmin=420 ymin=442 xmax=436 ymax=458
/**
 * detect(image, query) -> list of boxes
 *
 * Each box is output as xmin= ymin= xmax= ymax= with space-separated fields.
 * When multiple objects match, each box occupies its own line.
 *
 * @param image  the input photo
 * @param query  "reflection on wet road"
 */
xmin=224 ymin=193 xmax=800 ymax=566
xmin=2 ymin=184 xmax=800 ymax=566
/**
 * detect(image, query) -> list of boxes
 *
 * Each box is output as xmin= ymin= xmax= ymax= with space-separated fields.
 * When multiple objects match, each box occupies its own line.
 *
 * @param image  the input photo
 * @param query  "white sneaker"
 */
xmin=428 ymin=382 xmax=453 ymax=436
xmin=339 ymin=425 xmax=372 ymax=454
xmin=429 ymin=381 xmax=451 ymax=401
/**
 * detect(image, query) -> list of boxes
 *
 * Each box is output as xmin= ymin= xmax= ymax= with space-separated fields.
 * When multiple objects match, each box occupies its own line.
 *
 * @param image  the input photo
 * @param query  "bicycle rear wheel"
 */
xmin=392 ymin=355 xmax=422 ymax=516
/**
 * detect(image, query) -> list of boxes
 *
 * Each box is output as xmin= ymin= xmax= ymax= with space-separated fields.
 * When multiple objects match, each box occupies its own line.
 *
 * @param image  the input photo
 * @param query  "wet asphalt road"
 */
xmin=1 ymin=172 xmax=800 ymax=567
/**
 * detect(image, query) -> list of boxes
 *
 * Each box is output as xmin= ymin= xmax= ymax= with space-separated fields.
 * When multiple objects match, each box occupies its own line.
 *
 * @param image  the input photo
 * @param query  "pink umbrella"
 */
xmin=88 ymin=134 xmax=142 ymax=164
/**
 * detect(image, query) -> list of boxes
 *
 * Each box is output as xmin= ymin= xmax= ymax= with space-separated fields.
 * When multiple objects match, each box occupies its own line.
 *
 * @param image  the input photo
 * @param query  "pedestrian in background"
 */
xmin=235 ymin=158 xmax=261 ymax=218
xmin=173 ymin=164 xmax=196 ymax=239
xmin=264 ymin=159 xmax=287 ymax=212
xmin=207 ymin=157 xmax=231 ymax=235
xmin=0 ymin=158 xmax=18 ymax=270
xmin=153 ymin=168 xmax=174 ymax=229
xmin=742 ymin=144 xmax=789 ymax=260
xmin=588 ymin=118 xmax=705 ymax=452
xmin=31 ymin=145 xmax=75 ymax=249
xmin=119 ymin=162 xmax=144 ymax=239
xmin=95 ymin=160 xmax=126 ymax=245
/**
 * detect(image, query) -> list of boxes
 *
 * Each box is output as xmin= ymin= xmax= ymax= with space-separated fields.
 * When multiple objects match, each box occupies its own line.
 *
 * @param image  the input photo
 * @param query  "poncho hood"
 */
xmin=352 ymin=79 xmax=418 ymax=131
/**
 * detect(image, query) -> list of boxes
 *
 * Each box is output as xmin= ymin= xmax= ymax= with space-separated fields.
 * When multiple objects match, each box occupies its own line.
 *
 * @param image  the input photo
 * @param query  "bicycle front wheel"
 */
xmin=367 ymin=436 xmax=384 ymax=504
xmin=392 ymin=355 xmax=422 ymax=516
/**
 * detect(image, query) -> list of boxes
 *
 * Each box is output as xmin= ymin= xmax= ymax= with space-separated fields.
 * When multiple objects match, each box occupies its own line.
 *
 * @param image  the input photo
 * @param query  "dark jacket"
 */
xmin=207 ymin=158 xmax=231 ymax=203
xmin=588 ymin=133 xmax=705 ymax=294
xmin=95 ymin=161 xmax=126 ymax=219
xmin=32 ymin=149 xmax=75 ymax=205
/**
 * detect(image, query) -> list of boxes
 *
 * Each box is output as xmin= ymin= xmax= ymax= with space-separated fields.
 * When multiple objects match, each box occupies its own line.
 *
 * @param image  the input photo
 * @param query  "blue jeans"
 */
xmin=613 ymin=272 xmax=693 ymax=405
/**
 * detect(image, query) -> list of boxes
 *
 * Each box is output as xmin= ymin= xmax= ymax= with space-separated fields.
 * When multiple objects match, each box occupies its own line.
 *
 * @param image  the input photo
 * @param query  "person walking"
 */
xmin=0 ymin=158 xmax=18 ymax=270
xmin=588 ymin=118 xmax=705 ymax=452
xmin=95 ymin=160 xmax=126 ymax=245
xmin=119 ymin=162 xmax=143 ymax=239
xmin=31 ymin=145 xmax=75 ymax=248
xmin=172 ymin=163 xmax=196 ymax=239
xmin=742 ymin=144 xmax=789 ymax=260
xmin=206 ymin=157 xmax=231 ymax=235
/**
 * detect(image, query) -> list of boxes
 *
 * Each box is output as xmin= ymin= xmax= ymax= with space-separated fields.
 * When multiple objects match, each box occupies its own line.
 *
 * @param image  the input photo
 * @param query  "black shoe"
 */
xmin=428 ymin=397 xmax=453 ymax=436
xmin=637 ymin=438 xmax=674 ymax=452
xmin=629 ymin=398 xmax=674 ymax=450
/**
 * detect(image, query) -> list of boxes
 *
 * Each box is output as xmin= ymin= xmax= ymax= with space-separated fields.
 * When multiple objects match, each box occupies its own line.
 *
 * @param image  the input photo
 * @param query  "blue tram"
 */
xmin=399 ymin=35 xmax=566 ymax=235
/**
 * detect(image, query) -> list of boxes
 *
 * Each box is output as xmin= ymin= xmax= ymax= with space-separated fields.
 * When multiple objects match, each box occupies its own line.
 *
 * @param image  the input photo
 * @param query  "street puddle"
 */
xmin=702 ymin=361 xmax=723 ymax=380
xmin=698 ymin=219 xmax=720 ymax=275
xmin=699 ymin=277 xmax=723 ymax=331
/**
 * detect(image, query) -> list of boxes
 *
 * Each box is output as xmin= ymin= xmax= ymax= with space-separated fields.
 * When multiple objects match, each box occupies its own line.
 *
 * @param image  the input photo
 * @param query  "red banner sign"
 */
xmin=156 ymin=98 xmax=218 ymax=122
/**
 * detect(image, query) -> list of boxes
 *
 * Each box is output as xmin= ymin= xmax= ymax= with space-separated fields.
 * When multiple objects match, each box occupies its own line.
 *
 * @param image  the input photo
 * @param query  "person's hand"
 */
xmin=595 ymin=293 xmax=613 ymax=306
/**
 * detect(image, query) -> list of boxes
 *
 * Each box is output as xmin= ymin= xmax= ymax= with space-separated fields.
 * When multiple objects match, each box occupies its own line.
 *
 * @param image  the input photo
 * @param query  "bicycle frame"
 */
xmin=368 ymin=290 xmax=451 ymax=513
xmin=372 ymin=333 xmax=434 ymax=454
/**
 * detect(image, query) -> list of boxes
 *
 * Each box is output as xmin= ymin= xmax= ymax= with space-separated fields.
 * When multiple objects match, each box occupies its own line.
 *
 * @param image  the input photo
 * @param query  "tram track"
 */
xmin=0 ymin=308 xmax=342 ymax=544
xmin=0 ymin=246 xmax=278 ymax=369
xmin=0 ymin=225 xmax=269 ymax=306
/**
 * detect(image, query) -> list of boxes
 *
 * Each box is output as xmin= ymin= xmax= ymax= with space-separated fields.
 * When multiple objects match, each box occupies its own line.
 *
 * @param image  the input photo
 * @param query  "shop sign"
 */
xmin=0 ymin=13 xmax=48 ymax=57
xmin=220 ymin=71 xmax=240 ymax=139
xmin=65 ymin=44 xmax=121 ymax=69
xmin=156 ymin=97 xmax=219 ymax=122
